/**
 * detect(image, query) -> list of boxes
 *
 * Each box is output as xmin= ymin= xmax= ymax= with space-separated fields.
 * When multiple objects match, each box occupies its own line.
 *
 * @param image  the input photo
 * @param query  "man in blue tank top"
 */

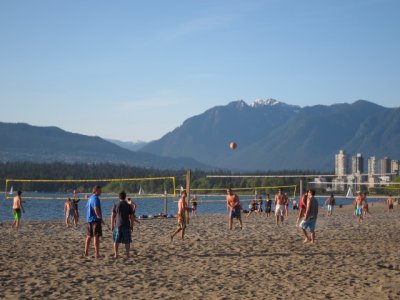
xmin=84 ymin=185 xmax=104 ymax=258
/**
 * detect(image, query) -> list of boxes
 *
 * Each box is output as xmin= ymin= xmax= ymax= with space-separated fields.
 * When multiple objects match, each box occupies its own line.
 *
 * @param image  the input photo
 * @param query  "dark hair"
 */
xmin=308 ymin=189 xmax=316 ymax=196
xmin=17 ymin=191 xmax=22 ymax=196
xmin=119 ymin=191 xmax=127 ymax=200
xmin=92 ymin=185 xmax=101 ymax=193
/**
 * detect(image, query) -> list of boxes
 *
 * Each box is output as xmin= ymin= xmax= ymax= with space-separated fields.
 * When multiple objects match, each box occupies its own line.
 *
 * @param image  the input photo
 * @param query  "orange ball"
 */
xmin=230 ymin=142 xmax=237 ymax=150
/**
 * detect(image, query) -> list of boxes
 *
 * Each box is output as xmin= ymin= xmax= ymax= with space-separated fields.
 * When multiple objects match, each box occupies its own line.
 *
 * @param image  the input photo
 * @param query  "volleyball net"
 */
xmin=176 ymin=185 xmax=297 ymax=204
xmin=4 ymin=176 xmax=176 ymax=200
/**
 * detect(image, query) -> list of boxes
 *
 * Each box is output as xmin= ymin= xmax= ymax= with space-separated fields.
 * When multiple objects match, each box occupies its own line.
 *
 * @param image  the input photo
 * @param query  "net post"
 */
xmin=5 ymin=179 xmax=8 ymax=199
xmin=164 ymin=190 xmax=168 ymax=215
xmin=185 ymin=170 xmax=191 ymax=225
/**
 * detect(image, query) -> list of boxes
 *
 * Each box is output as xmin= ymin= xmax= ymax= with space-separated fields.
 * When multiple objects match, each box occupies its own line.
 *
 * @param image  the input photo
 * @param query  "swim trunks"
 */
xmin=355 ymin=205 xmax=363 ymax=216
xmin=177 ymin=213 xmax=186 ymax=229
xmin=389 ymin=204 xmax=394 ymax=209
xmin=112 ymin=226 xmax=132 ymax=244
xmin=275 ymin=204 xmax=284 ymax=216
xmin=229 ymin=206 xmax=241 ymax=219
xmin=299 ymin=218 xmax=316 ymax=232
xmin=327 ymin=204 xmax=333 ymax=213
xmin=13 ymin=209 xmax=21 ymax=221
xmin=86 ymin=221 xmax=103 ymax=237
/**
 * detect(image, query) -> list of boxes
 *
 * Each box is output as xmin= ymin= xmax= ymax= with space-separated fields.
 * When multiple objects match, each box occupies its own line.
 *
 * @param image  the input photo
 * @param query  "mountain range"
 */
xmin=1 ymin=99 xmax=399 ymax=171
xmin=0 ymin=122 xmax=208 ymax=170
xmin=141 ymin=99 xmax=400 ymax=171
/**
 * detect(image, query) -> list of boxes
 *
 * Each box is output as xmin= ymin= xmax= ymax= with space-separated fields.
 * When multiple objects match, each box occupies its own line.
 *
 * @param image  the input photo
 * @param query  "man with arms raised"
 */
xmin=274 ymin=188 xmax=286 ymax=226
xmin=299 ymin=189 xmax=319 ymax=243
xmin=111 ymin=191 xmax=134 ymax=259
xmin=226 ymin=188 xmax=243 ymax=230
xmin=84 ymin=186 xmax=104 ymax=258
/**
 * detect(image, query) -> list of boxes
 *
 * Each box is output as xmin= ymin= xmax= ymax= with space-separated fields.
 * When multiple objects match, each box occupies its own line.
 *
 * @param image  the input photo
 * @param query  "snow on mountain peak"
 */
xmin=251 ymin=98 xmax=281 ymax=107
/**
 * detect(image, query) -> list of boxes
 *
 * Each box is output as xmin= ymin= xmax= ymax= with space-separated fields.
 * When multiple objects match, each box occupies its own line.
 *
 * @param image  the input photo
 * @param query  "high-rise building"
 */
xmin=391 ymin=160 xmax=399 ymax=175
xmin=335 ymin=150 xmax=348 ymax=176
xmin=368 ymin=156 xmax=376 ymax=176
xmin=351 ymin=153 xmax=364 ymax=174
xmin=380 ymin=156 xmax=391 ymax=175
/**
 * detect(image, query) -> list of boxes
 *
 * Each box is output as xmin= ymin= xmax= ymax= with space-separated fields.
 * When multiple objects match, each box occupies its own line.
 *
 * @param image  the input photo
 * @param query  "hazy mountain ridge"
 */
xmin=142 ymin=99 xmax=400 ymax=171
xmin=0 ymin=122 xmax=209 ymax=170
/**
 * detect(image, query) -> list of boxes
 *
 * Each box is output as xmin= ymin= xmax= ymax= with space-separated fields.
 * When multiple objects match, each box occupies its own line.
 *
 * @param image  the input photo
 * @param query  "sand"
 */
xmin=1 ymin=203 xmax=400 ymax=299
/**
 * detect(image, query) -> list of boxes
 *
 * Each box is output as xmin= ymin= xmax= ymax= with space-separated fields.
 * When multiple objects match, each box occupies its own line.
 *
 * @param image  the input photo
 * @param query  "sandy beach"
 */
xmin=1 ymin=203 xmax=400 ymax=299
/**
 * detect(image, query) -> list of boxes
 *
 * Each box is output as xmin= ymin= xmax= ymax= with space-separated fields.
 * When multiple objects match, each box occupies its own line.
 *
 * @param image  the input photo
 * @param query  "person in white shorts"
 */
xmin=274 ymin=188 xmax=286 ymax=226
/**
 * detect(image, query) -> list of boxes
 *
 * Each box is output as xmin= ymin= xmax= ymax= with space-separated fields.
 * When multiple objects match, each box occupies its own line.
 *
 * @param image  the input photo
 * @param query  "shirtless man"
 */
xmin=274 ymin=188 xmax=286 ymax=226
xmin=387 ymin=194 xmax=395 ymax=213
xmin=171 ymin=190 xmax=190 ymax=241
xmin=325 ymin=193 xmax=335 ymax=217
xmin=226 ymin=188 xmax=243 ymax=230
xmin=127 ymin=198 xmax=140 ymax=225
xmin=12 ymin=191 xmax=25 ymax=231
xmin=64 ymin=198 xmax=75 ymax=227
xmin=353 ymin=192 xmax=364 ymax=223
xmin=299 ymin=189 xmax=319 ymax=243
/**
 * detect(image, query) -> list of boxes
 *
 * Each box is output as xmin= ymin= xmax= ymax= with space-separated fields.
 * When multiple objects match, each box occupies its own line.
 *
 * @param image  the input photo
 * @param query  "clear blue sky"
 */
xmin=1 ymin=0 xmax=399 ymax=142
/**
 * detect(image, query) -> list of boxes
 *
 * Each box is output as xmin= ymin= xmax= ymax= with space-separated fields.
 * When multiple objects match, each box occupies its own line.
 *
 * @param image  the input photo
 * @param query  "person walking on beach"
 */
xmin=387 ymin=194 xmax=394 ymax=213
xmin=84 ymin=186 xmax=104 ymax=258
xmin=274 ymin=188 xmax=286 ymax=226
xmin=325 ymin=193 xmax=335 ymax=217
xmin=11 ymin=191 xmax=25 ymax=231
xmin=171 ymin=190 xmax=191 ymax=240
xmin=226 ymin=188 xmax=243 ymax=230
xmin=299 ymin=189 xmax=319 ymax=243
xmin=111 ymin=191 xmax=134 ymax=259
xmin=64 ymin=198 xmax=74 ymax=227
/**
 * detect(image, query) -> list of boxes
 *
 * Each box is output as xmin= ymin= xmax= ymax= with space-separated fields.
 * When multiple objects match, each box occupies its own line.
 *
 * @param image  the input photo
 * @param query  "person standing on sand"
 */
xmin=171 ymin=190 xmax=191 ymax=240
xmin=299 ymin=189 xmax=319 ymax=243
xmin=11 ymin=191 xmax=25 ymax=230
xmin=72 ymin=198 xmax=80 ymax=226
xmin=226 ymin=188 xmax=243 ymax=230
xmin=325 ymin=193 xmax=335 ymax=217
xmin=191 ymin=196 xmax=198 ymax=217
xmin=284 ymin=193 xmax=289 ymax=217
xmin=387 ymin=194 xmax=395 ymax=213
xmin=64 ymin=198 xmax=74 ymax=227
xmin=296 ymin=192 xmax=308 ymax=227
xmin=110 ymin=191 xmax=134 ymax=259
xmin=274 ymin=188 xmax=285 ymax=226
xmin=127 ymin=198 xmax=140 ymax=225
xmin=353 ymin=192 xmax=364 ymax=223
xmin=84 ymin=186 xmax=104 ymax=258
xmin=265 ymin=194 xmax=272 ymax=218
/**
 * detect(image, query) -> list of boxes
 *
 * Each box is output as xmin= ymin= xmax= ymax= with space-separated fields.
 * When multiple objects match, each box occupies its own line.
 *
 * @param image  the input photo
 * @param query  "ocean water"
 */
xmin=0 ymin=192 xmax=381 ymax=221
